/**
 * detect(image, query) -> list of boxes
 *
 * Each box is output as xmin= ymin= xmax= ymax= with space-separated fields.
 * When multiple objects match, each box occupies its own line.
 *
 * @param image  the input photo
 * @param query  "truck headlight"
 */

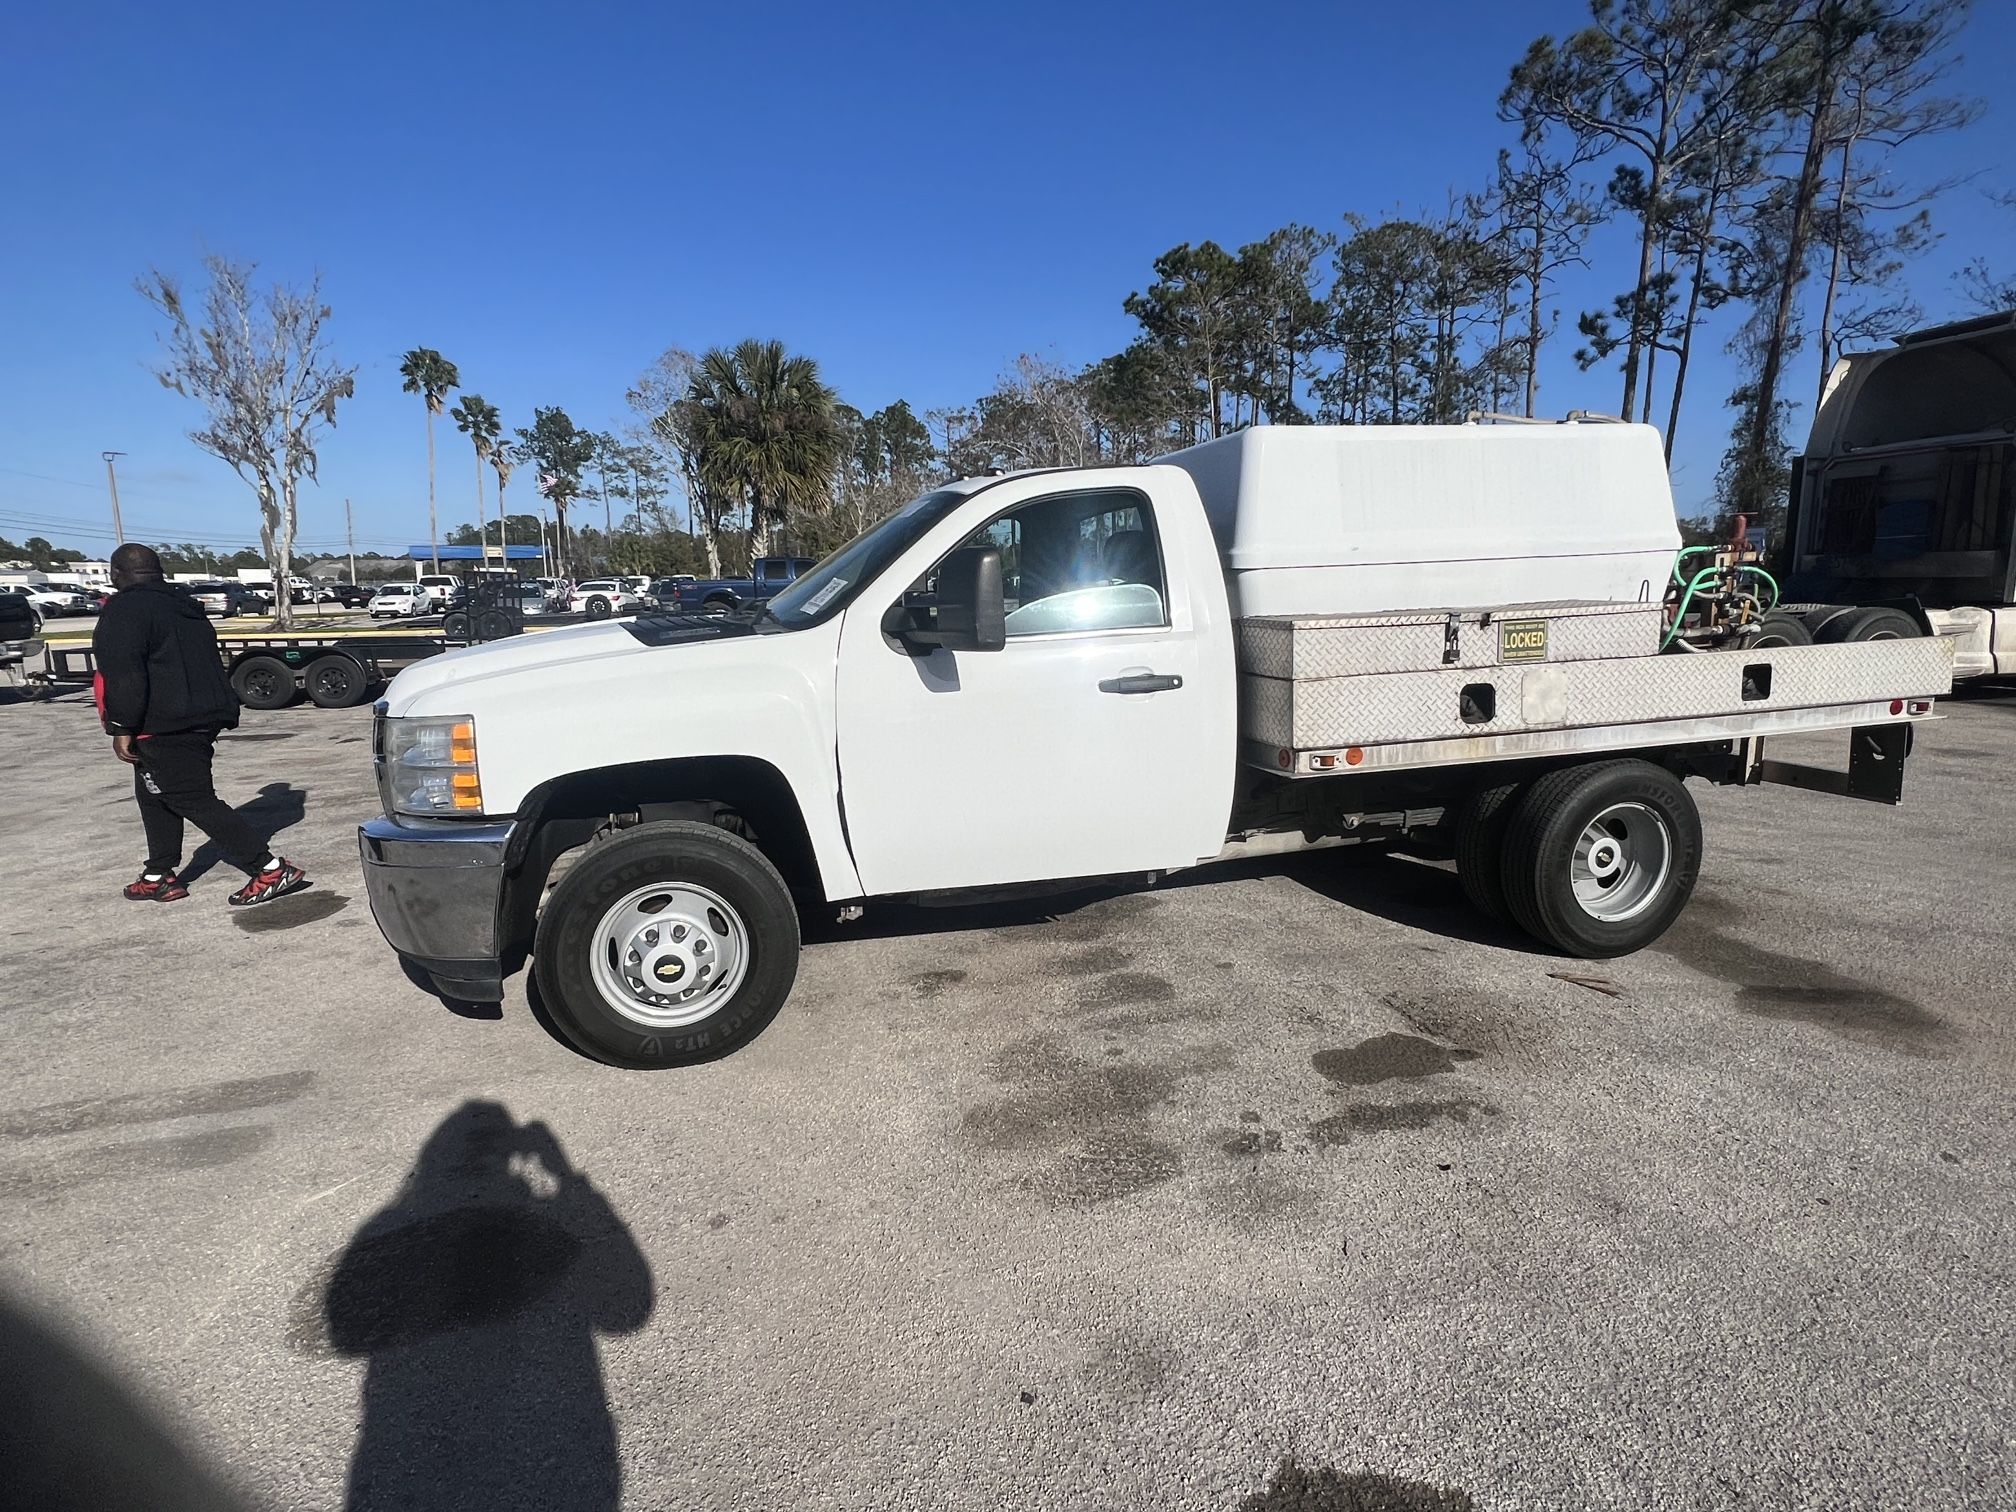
xmin=379 ymin=714 xmax=483 ymax=815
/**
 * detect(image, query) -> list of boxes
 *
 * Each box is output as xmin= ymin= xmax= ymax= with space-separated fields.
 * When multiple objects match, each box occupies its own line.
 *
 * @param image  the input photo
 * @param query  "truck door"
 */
xmin=835 ymin=483 xmax=1235 ymax=896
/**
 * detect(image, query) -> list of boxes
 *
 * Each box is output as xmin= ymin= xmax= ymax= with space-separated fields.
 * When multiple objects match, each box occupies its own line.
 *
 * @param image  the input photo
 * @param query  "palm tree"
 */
xmin=450 ymin=394 xmax=501 ymax=567
xmin=399 ymin=348 xmax=460 ymax=572
xmin=678 ymin=339 xmax=844 ymax=558
xmin=490 ymin=439 xmax=517 ymax=563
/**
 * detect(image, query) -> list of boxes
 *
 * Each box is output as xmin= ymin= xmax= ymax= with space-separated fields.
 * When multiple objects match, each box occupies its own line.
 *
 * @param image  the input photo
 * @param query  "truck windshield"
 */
xmin=762 ymin=489 xmax=974 ymax=628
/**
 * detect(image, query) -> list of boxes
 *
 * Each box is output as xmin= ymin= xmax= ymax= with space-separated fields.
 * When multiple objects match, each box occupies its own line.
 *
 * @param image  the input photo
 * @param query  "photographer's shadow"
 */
xmin=323 ymin=1101 xmax=653 ymax=1512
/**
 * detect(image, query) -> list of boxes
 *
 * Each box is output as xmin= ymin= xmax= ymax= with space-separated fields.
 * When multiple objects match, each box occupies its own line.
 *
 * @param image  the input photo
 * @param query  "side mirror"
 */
xmin=882 ymin=546 xmax=1006 ymax=654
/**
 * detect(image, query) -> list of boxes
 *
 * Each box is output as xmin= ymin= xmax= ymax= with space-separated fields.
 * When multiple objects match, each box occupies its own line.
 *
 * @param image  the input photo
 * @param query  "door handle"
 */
xmin=1099 ymin=673 xmax=1183 ymax=695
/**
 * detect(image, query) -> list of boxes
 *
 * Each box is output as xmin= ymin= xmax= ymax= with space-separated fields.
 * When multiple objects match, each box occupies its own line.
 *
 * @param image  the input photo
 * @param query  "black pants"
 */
xmin=133 ymin=728 xmax=266 ymax=875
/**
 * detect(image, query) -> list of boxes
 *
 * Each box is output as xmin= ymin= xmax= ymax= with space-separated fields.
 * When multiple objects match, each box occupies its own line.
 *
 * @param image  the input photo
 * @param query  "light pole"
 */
xmin=102 ymin=451 xmax=127 ymax=546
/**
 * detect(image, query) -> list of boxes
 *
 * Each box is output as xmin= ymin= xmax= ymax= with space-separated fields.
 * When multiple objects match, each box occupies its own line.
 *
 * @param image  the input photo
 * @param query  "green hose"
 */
xmin=1662 ymin=564 xmax=1723 ymax=650
xmin=1671 ymin=545 xmax=1717 ymax=585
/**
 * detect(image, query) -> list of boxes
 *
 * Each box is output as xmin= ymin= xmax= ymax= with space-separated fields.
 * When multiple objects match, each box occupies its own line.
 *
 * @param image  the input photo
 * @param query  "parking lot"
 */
xmin=3 ymin=686 xmax=2013 ymax=1510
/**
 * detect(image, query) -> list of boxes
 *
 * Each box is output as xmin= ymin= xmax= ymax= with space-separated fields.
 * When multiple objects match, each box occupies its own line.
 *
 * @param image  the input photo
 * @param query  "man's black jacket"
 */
xmin=93 ymin=580 xmax=240 ymax=736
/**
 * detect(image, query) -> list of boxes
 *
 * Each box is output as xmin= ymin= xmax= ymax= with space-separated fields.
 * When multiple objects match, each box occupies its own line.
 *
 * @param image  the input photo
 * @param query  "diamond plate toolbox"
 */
xmin=1236 ymin=600 xmax=1662 ymax=679
xmin=1240 ymin=636 xmax=1954 ymax=750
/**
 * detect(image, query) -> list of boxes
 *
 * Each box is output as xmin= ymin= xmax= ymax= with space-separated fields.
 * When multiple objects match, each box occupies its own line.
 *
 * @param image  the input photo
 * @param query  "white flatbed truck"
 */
xmin=358 ymin=422 xmax=1952 ymax=1069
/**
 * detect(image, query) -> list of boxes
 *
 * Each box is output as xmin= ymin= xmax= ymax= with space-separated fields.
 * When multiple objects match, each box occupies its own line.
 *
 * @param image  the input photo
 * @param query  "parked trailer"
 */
xmin=37 ymin=630 xmax=464 ymax=710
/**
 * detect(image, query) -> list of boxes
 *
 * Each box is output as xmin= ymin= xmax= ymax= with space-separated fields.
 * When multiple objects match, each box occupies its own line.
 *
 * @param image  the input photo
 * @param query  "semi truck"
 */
xmin=358 ymin=422 xmax=1951 ymax=1070
xmin=1777 ymin=309 xmax=2016 ymax=678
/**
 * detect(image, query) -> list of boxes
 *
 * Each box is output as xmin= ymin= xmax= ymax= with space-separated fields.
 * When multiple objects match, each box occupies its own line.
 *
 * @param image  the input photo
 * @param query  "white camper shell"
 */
xmin=1160 ymin=423 xmax=1680 ymax=618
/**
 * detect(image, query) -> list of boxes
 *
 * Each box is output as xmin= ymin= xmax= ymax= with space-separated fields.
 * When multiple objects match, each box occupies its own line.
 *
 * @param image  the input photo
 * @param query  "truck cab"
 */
xmin=1786 ymin=310 xmax=2016 ymax=676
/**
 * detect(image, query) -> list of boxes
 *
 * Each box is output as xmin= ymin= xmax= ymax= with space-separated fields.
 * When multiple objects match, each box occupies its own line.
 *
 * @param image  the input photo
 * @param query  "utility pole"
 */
xmin=102 ymin=451 xmax=126 ymax=546
xmin=344 ymin=498 xmax=357 ymax=586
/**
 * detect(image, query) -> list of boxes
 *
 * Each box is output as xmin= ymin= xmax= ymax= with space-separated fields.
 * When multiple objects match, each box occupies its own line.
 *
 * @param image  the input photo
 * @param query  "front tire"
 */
xmin=534 ymin=821 xmax=800 ymax=1068
xmin=1499 ymin=759 xmax=1702 ymax=959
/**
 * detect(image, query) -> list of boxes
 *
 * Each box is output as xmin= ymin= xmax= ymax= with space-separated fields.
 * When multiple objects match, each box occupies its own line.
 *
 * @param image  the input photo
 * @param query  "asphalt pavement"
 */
xmin=2 ymin=685 xmax=2012 ymax=1511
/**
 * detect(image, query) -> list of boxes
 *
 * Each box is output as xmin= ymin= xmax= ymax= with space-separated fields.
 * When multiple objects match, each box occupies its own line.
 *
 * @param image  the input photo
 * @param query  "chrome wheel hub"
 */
xmin=1569 ymin=802 xmax=1672 ymax=923
xmin=588 ymin=882 xmax=750 ymax=1029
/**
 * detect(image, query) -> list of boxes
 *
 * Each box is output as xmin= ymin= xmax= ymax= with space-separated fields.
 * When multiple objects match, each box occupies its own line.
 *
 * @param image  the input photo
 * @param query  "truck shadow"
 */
xmin=800 ymin=848 xmax=1549 ymax=956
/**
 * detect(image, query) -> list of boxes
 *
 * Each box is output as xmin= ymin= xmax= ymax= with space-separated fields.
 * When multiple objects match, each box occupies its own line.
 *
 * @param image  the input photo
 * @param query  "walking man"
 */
xmin=94 ymin=544 xmax=309 ymax=906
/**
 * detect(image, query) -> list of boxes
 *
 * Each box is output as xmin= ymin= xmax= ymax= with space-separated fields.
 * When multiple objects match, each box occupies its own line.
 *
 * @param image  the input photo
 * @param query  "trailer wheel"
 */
xmin=1454 ymin=781 xmax=1524 ymax=923
xmin=1747 ymin=613 xmax=1814 ymax=648
xmin=231 ymin=655 xmax=297 ymax=710
xmin=304 ymin=654 xmax=367 ymax=708
xmin=533 ymin=820 xmax=800 ymax=1069
xmin=476 ymin=609 xmax=516 ymax=641
xmin=442 ymin=610 xmax=472 ymax=640
xmin=1817 ymin=606 xmax=1921 ymax=643
xmin=1499 ymin=759 xmax=1701 ymax=959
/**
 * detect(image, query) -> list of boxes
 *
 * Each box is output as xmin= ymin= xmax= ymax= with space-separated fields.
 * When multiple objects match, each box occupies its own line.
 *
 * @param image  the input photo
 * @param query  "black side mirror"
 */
xmin=882 ymin=546 xmax=1006 ymax=654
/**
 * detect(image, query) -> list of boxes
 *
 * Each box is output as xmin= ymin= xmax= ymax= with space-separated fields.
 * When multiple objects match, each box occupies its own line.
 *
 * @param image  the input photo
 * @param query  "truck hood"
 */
xmin=382 ymin=616 xmax=758 ymax=715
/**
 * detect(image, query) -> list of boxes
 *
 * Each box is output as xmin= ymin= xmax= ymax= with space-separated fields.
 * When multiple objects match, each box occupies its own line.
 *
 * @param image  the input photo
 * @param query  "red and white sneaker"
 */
xmin=124 ymin=870 xmax=190 ymax=903
xmin=228 ymin=860 xmax=310 ymax=907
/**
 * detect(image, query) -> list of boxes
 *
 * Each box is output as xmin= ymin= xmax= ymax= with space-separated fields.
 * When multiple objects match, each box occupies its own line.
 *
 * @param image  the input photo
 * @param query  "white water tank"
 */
xmin=1158 ymin=423 xmax=1680 ymax=618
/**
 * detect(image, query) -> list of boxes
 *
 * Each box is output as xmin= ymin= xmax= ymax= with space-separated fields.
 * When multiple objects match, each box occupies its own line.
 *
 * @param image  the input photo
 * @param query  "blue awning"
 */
xmin=405 ymin=545 xmax=544 ymax=561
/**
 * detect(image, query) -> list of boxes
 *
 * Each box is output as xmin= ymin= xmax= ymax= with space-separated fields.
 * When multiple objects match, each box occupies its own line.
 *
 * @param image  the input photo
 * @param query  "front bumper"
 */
xmin=358 ymin=814 xmax=519 ymax=1002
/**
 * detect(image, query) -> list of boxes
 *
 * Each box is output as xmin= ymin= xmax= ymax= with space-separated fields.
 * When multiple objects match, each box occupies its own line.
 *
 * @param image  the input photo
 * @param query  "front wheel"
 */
xmin=1499 ymin=759 xmax=1702 ymax=958
xmin=534 ymin=821 xmax=800 ymax=1068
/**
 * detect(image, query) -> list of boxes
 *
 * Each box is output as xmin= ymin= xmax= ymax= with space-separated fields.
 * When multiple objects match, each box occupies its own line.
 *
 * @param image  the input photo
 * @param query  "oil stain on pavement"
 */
xmin=1239 ymin=1457 xmax=1475 ymax=1511
xmin=1307 ymin=1032 xmax=1498 ymax=1149
xmin=962 ymin=1032 xmax=1229 ymax=1206
xmin=0 ymin=1069 xmax=314 ymax=1137
xmin=233 ymin=891 xmax=349 ymax=932
xmin=1312 ymin=1032 xmax=1478 ymax=1086
xmin=0 ymin=1124 xmax=274 ymax=1195
xmin=1308 ymin=1100 xmax=1498 ymax=1147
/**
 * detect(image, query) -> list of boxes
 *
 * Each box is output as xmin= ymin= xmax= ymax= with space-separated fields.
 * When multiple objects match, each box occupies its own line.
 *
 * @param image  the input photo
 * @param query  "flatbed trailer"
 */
xmin=33 ymin=628 xmax=473 ymax=709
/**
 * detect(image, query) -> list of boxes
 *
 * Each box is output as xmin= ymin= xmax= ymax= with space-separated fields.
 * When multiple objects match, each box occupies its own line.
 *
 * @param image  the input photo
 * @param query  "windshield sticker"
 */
xmin=802 ymin=576 xmax=849 ymax=612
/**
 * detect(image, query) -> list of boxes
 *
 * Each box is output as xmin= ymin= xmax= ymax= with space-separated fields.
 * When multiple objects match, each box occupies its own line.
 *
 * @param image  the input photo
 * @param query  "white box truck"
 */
xmin=359 ymin=422 xmax=1951 ymax=1068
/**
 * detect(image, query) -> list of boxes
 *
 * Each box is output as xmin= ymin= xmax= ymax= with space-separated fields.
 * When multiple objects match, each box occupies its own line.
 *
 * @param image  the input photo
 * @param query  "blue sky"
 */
xmin=3 ymin=0 xmax=2012 ymax=559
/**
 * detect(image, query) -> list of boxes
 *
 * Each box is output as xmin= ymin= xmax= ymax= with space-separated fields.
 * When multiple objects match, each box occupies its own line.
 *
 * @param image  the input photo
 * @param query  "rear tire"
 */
xmin=1454 ymin=781 xmax=1524 ymax=923
xmin=304 ymin=654 xmax=367 ymax=708
xmin=534 ymin=821 xmax=800 ymax=1069
xmin=1499 ymin=759 xmax=1702 ymax=959
xmin=586 ymin=596 xmax=613 ymax=620
xmin=442 ymin=610 xmax=472 ymax=640
xmin=231 ymin=655 xmax=297 ymax=710
xmin=702 ymin=595 xmax=735 ymax=615
xmin=476 ymin=609 xmax=516 ymax=641
xmin=1817 ymin=606 xmax=1922 ymax=643
xmin=1746 ymin=613 xmax=1814 ymax=648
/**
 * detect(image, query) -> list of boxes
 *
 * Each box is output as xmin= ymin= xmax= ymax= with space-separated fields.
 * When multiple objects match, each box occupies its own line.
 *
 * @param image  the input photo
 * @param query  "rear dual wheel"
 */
xmin=1454 ymin=759 xmax=1702 ymax=958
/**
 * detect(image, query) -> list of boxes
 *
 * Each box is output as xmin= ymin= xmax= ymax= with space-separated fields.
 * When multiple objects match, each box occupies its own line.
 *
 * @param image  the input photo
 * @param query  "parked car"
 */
xmin=414 ymin=575 xmax=460 ymax=613
xmin=672 ymin=557 xmax=815 ymax=613
xmin=187 ymin=581 xmax=270 ymax=618
xmin=315 ymin=583 xmax=373 ymax=607
xmin=370 ymin=584 xmax=423 ymax=618
xmin=569 ymin=579 xmax=650 ymax=619
xmin=645 ymin=575 xmax=695 ymax=606
xmin=0 ymin=586 xmax=43 ymax=639
xmin=12 ymin=584 xmax=89 ymax=617
xmin=45 ymin=583 xmax=109 ymax=613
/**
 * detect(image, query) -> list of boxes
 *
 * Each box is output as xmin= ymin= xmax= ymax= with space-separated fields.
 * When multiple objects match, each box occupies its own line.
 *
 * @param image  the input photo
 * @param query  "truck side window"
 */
xmin=913 ymin=488 xmax=1167 ymax=637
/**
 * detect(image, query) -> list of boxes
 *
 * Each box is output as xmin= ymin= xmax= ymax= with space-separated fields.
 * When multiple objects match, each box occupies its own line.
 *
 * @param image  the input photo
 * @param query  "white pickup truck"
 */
xmin=359 ymin=422 xmax=1952 ymax=1069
